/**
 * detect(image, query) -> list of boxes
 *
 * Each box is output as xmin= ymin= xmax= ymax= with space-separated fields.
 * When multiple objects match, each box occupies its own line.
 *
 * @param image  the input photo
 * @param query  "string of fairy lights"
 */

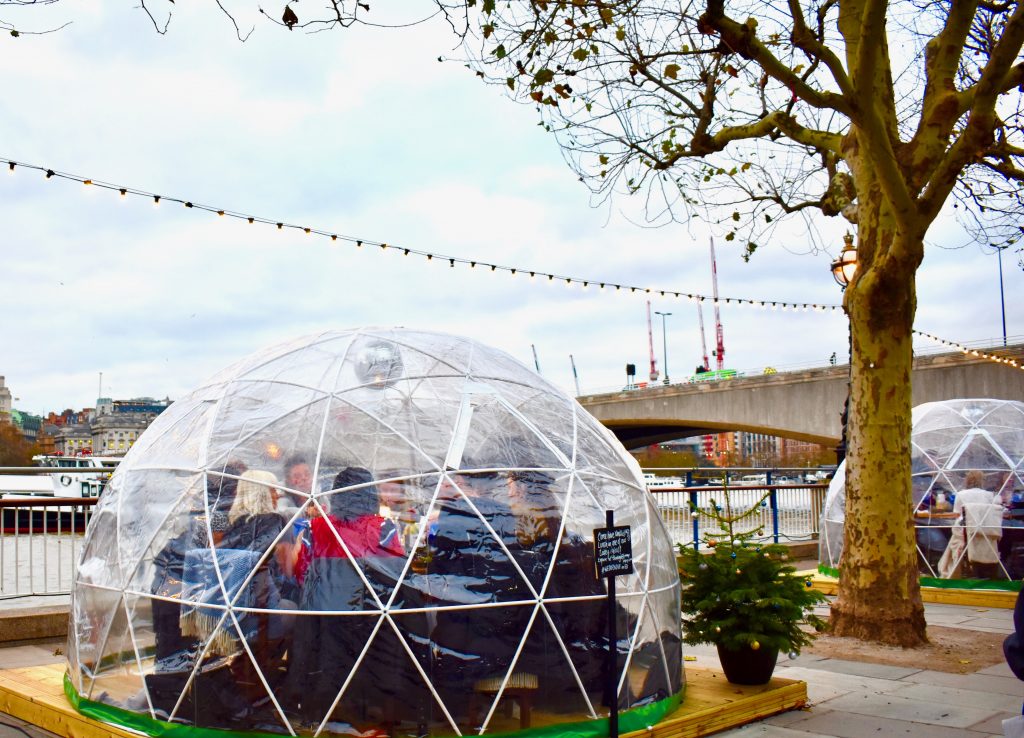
xmin=3 ymin=157 xmax=838 ymax=311
xmin=4 ymin=156 xmax=1021 ymax=371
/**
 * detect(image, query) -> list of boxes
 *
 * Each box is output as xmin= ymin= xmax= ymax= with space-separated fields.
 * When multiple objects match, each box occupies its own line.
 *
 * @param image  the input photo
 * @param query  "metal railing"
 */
xmin=0 ymin=497 xmax=97 ymax=599
xmin=648 ymin=483 xmax=827 ymax=550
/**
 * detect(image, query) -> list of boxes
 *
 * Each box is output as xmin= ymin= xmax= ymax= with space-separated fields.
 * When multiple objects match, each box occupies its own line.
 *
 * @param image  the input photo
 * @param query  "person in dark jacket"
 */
xmin=1004 ymin=588 xmax=1024 ymax=682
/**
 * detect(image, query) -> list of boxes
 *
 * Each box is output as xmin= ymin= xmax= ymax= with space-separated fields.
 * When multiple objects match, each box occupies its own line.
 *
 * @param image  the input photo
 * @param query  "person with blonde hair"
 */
xmin=230 ymin=470 xmax=282 ymax=523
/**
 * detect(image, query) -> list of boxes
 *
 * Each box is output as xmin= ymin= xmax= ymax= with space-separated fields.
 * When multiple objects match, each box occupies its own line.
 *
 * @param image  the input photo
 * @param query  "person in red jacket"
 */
xmin=288 ymin=467 xmax=404 ymax=728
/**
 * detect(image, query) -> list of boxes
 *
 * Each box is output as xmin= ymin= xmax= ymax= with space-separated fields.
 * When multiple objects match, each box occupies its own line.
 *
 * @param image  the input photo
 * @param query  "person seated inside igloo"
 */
xmin=151 ymin=463 xmax=246 ymax=676
xmin=938 ymin=470 xmax=1005 ymax=579
xmin=287 ymin=466 xmax=405 ymax=726
xmin=220 ymin=471 xmax=299 ymax=649
xmin=182 ymin=471 xmax=298 ymax=698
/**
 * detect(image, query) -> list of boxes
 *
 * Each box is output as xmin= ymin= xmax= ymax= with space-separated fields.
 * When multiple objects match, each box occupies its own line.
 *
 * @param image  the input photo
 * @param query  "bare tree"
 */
xmin=436 ymin=0 xmax=1024 ymax=647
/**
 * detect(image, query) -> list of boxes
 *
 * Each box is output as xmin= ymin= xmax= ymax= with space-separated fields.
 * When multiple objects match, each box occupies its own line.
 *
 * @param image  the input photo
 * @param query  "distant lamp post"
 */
xmin=831 ymin=231 xmax=858 ymax=466
xmin=831 ymin=232 xmax=858 ymax=287
xmin=654 ymin=311 xmax=672 ymax=385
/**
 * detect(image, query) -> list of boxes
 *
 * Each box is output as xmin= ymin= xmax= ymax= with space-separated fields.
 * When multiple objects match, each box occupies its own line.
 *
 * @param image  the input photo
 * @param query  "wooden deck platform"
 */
xmin=0 ymin=663 xmax=806 ymax=738
xmin=802 ymin=569 xmax=1018 ymax=608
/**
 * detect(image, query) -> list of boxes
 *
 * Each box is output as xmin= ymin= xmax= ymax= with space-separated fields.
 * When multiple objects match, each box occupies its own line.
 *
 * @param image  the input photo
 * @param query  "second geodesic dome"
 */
xmin=820 ymin=398 xmax=1024 ymax=587
xmin=69 ymin=328 xmax=683 ymax=738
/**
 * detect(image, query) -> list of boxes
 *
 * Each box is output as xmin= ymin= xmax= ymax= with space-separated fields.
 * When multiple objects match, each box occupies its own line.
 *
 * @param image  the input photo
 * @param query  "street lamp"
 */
xmin=831 ymin=231 xmax=858 ymax=287
xmin=996 ymin=245 xmax=1008 ymax=347
xmin=830 ymin=231 xmax=858 ymax=466
xmin=654 ymin=311 xmax=672 ymax=385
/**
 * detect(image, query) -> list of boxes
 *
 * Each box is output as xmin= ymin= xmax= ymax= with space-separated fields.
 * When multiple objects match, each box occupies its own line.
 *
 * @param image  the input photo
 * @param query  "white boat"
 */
xmin=0 ymin=455 xmax=121 ymax=500
xmin=643 ymin=472 xmax=686 ymax=489
xmin=733 ymin=474 xmax=769 ymax=487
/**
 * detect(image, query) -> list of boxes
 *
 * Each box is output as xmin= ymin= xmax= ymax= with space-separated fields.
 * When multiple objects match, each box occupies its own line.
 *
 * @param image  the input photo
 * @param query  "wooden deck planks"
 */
xmin=0 ymin=663 xmax=806 ymax=738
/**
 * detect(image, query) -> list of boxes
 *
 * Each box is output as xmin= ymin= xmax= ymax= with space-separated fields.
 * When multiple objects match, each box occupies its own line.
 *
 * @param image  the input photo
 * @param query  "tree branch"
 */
xmin=700 ymin=0 xmax=853 ymax=115
xmin=921 ymin=0 xmax=1024 ymax=220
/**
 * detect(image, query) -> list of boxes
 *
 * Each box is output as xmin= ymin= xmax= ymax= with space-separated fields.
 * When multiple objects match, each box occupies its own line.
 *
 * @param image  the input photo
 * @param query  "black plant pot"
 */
xmin=716 ymin=642 xmax=779 ymax=685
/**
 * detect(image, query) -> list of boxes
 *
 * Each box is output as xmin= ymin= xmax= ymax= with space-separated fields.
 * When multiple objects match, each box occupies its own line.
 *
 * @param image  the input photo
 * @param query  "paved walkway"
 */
xmin=0 ymin=599 xmax=1019 ymax=737
xmin=688 ymin=599 xmax=1019 ymax=737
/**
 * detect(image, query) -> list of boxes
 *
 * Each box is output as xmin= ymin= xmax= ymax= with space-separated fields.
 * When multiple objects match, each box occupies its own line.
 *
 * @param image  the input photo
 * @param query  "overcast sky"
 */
xmin=1 ymin=2 xmax=1021 ymax=416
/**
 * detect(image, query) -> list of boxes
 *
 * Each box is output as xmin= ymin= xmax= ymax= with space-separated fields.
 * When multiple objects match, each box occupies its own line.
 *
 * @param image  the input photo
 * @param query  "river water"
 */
xmin=0 ymin=532 xmax=82 ymax=606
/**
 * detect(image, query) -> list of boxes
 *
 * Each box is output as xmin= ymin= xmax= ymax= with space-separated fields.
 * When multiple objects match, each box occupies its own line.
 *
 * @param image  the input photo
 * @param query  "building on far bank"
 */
xmin=0 ymin=376 xmax=12 ymax=423
xmin=91 ymin=413 xmax=150 ymax=455
xmin=54 ymin=424 xmax=93 ymax=456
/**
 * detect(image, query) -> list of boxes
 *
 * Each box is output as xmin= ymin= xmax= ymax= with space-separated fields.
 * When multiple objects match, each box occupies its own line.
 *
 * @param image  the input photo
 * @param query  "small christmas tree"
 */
xmin=677 ymin=486 xmax=826 ymax=657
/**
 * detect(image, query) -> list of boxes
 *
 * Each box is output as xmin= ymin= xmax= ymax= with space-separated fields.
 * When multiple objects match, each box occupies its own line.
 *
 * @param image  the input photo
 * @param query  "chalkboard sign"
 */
xmin=594 ymin=525 xmax=633 ymax=578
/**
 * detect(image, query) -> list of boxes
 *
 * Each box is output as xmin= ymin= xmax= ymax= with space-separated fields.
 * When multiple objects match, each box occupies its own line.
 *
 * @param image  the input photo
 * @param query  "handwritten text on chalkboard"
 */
xmin=594 ymin=525 xmax=633 ymax=577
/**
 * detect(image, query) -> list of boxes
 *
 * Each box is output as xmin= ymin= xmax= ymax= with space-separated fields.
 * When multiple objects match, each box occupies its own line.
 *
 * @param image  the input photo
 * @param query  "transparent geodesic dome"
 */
xmin=820 ymin=398 xmax=1024 ymax=587
xmin=69 ymin=328 xmax=683 ymax=738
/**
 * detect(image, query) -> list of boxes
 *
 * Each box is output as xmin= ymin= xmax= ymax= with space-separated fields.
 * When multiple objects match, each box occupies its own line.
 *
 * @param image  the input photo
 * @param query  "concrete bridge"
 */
xmin=578 ymin=344 xmax=1024 ymax=448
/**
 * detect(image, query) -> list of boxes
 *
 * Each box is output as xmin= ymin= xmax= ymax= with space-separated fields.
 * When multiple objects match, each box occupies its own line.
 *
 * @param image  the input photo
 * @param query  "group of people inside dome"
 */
xmin=145 ymin=453 xmax=675 ymax=734
xmin=914 ymin=470 xmax=1024 ymax=580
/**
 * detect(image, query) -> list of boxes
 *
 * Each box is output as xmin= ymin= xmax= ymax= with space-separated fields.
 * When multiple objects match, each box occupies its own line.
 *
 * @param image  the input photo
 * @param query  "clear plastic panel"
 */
xmin=205 ymin=385 xmax=331 ymax=473
xmin=124 ymin=397 xmax=216 ymax=470
xmin=89 ymin=596 xmax=147 ymax=708
xmin=116 ymin=471 xmax=201 ymax=592
xmin=76 ymin=507 xmax=123 ymax=589
xmin=73 ymin=584 xmax=123 ymax=693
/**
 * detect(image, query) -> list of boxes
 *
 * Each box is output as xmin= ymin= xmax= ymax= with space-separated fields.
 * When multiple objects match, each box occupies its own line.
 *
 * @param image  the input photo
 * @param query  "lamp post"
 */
xmin=830 ymin=232 xmax=858 ymax=466
xmin=654 ymin=311 xmax=672 ymax=385
xmin=997 ymin=245 xmax=1007 ymax=347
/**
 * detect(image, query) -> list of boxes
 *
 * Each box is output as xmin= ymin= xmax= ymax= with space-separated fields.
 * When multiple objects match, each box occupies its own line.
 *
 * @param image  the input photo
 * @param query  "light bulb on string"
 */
xmin=7 ymin=162 xmax=14 ymax=174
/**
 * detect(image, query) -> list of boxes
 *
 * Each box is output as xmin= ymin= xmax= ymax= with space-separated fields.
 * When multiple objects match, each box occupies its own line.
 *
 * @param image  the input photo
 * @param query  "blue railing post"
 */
xmin=685 ymin=469 xmax=693 ymax=487
xmin=770 ymin=488 xmax=780 ymax=543
xmin=766 ymin=469 xmax=773 ymax=486
xmin=689 ymin=490 xmax=699 ymax=551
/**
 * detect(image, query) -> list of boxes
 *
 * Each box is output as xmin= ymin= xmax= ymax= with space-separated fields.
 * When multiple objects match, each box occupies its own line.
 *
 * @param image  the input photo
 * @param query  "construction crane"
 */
xmin=696 ymin=301 xmax=710 ymax=372
xmin=710 ymin=238 xmax=726 ymax=371
xmin=646 ymin=300 xmax=660 ymax=382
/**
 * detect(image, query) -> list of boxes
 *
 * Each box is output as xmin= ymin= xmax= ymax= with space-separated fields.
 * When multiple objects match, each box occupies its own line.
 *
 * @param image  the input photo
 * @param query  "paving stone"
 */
xmin=958 ymin=625 xmax=1017 ymax=634
xmin=774 ymin=665 xmax=907 ymax=705
xmin=958 ymin=617 xmax=1015 ymax=633
xmin=781 ymin=709 xmax=996 ymax=737
xmin=759 ymin=707 xmax=824 ymax=728
xmin=977 ymin=661 xmax=1015 ymax=677
xmin=789 ymin=657 xmax=921 ymax=680
xmin=709 ymin=723 xmax=832 ymax=737
xmin=0 ymin=645 xmax=64 ymax=668
xmin=900 ymin=669 xmax=1024 ymax=696
xmin=891 ymin=681 xmax=1022 ymax=712
xmin=967 ymin=710 xmax=1022 ymax=734
xmin=821 ymin=689 xmax=1001 ymax=728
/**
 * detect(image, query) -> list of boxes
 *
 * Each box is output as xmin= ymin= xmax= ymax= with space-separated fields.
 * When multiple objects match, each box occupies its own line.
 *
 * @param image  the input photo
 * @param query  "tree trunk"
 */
xmin=829 ymin=215 xmax=928 ymax=647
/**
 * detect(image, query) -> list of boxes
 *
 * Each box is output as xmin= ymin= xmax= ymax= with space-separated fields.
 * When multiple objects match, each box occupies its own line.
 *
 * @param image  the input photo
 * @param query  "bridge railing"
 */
xmin=648 ymin=483 xmax=828 ymax=550
xmin=0 ymin=497 xmax=97 ymax=600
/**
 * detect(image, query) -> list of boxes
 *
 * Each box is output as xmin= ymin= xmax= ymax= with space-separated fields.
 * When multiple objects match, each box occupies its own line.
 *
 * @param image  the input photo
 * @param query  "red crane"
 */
xmin=709 ymin=238 xmax=726 ymax=371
